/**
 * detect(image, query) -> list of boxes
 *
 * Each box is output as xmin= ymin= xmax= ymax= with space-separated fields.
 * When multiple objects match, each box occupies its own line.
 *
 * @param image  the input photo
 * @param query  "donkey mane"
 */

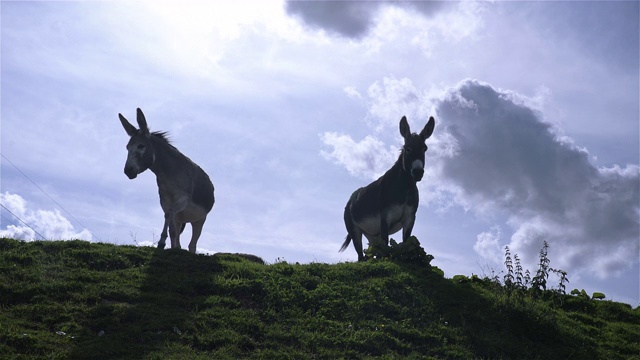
xmin=393 ymin=145 xmax=412 ymax=167
xmin=151 ymin=131 xmax=172 ymax=144
xmin=150 ymin=131 xmax=179 ymax=152
xmin=396 ymin=146 xmax=406 ymax=160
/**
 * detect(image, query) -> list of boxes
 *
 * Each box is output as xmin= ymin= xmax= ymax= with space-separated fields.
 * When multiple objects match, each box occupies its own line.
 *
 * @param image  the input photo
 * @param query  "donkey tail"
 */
xmin=339 ymin=234 xmax=352 ymax=252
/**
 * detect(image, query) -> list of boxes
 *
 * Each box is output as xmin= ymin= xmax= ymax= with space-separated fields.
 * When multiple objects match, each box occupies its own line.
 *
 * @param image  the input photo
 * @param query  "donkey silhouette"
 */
xmin=341 ymin=116 xmax=435 ymax=261
xmin=119 ymin=108 xmax=215 ymax=253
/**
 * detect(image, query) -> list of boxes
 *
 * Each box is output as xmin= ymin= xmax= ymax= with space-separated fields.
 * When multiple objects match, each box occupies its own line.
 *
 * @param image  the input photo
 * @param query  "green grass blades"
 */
xmin=0 ymin=237 xmax=638 ymax=359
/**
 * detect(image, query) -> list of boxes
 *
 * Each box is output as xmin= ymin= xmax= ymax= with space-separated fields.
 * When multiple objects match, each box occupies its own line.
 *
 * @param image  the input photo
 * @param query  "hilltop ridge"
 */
xmin=1 ymin=238 xmax=638 ymax=359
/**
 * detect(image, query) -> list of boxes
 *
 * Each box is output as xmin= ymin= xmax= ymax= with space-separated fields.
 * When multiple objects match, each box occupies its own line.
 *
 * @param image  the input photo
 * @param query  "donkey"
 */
xmin=340 ymin=116 xmax=435 ymax=261
xmin=119 ymin=108 xmax=215 ymax=253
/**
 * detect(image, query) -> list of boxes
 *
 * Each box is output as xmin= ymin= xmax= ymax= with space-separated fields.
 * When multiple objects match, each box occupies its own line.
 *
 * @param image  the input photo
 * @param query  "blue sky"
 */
xmin=1 ymin=1 xmax=638 ymax=305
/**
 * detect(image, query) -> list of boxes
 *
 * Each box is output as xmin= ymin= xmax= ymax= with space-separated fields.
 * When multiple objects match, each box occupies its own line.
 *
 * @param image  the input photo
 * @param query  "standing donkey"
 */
xmin=340 ymin=116 xmax=435 ymax=261
xmin=119 ymin=108 xmax=215 ymax=253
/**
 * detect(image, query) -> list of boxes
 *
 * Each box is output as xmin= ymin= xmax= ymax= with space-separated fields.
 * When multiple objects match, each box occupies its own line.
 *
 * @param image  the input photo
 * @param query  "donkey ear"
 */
xmin=420 ymin=116 xmax=435 ymax=140
xmin=399 ymin=116 xmax=411 ymax=140
xmin=119 ymin=113 xmax=138 ymax=137
xmin=136 ymin=108 xmax=150 ymax=137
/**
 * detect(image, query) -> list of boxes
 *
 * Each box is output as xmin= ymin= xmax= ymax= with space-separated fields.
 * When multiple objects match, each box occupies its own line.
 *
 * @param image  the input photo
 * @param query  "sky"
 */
xmin=1 ymin=1 xmax=638 ymax=305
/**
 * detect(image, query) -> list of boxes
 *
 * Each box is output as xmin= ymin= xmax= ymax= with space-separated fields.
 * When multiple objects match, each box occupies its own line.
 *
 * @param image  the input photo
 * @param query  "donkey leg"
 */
xmin=352 ymin=231 xmax=365 ymax=261
xmin=402 ymin=215 xmax=416 ymax=242
xmin=169 ymin=220 xmax=183 ymax=250
xmin=344 ymin=197 xmax=365 ymax=261
xmin=380 ymin=214 xmax=390 ymax=248
xmin=158 ymin=214 xmax=170 ymax=249
xmin=164 ymin=195 xmax=190 ymax=250
xmin=353 ymin=232 xmax=367 ymax=261
xmin=188 ymin=217 xmax=206 ymax=254
xmin=344 ymin=223 xmax=366 ymax=261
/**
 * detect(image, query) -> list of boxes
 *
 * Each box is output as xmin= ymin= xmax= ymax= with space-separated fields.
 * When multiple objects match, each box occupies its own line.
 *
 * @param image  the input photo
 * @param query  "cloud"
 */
xmin=0 ymin=192 xmax=92 ymax=241
xmin=285 ymin=1 xmax=449 ymax=39
xmin=320 ymin=132 xmax=399 ymax=180
xmin=285 ymin=1 xmax=381 ymax=39
xmin=366 ymin=77 xmax=431 ymax=132
xmin=327 ymin=77 xmax=639 ymax=278
xmin=343 ymin=86 xmax=362 ymax=99
xmin=474 ymin=226 xmax=503 ymax=264
xmin=434 ymin=80 xmax=639 ymax=277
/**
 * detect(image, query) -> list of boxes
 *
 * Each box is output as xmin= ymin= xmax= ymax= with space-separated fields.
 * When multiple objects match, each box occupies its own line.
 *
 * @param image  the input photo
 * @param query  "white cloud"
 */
xmin=474 ymin=226 xmax=503 ymax=264
xmin=135 ymin=240 xmax=155 ymax=248
xmin=366 ymin=77 xmax=432 ymax=132
xmin=0 ymin=192 xmax=92 ymax=241
xmin=343 ymin=86 xmax=362 ymax=99
xmin=320 ymin=132 xmax=398 ymax=180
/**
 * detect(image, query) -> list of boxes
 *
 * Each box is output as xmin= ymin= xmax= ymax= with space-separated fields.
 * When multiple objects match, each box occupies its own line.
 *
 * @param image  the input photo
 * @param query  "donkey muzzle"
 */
xmin=124 ymin=166 xmax=138 ymax=179
xmin=412 ymin=168 xmax=424 ymax=182
xmin=410 ymin=159 xmax=424 ymax=182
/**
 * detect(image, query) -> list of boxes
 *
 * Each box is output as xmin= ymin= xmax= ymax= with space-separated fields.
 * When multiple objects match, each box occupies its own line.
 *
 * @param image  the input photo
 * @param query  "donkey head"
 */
xmin=119 ymin=108 xmax=154 ymax=179
xmin=399 ymin=116 xmax=435 ymax=182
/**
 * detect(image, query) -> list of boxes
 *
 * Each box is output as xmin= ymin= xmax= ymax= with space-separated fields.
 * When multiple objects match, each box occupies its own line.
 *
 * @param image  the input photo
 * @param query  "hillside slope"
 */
xmin=0 ymin=238 xmax=638 ymax=359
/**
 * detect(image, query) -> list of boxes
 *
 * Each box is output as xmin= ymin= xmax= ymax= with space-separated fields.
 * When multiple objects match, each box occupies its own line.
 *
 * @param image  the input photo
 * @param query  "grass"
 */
xmin=0 ymin=237 xmax=638 ymax=359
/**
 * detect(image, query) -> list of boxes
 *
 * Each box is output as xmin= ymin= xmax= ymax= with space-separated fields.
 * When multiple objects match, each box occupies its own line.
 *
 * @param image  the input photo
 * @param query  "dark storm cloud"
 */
xmin=435 ymin=80 xmax=639 ymax=275
xmin=285 ymin=1 xmax=449 ymax=38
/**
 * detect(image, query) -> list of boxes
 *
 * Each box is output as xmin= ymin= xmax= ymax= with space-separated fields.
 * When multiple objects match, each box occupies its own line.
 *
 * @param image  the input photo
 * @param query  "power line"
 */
xmin=0 ymin=212 xmax=21 ymax=231
xmin=0 ymin=203 xmax=47 ymax=240
xmin=0 ymin=153 xmax=99 ymax=241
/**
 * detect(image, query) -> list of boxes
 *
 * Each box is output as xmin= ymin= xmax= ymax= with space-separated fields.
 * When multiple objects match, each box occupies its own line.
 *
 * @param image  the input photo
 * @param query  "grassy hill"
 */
xmin=1 ymin=237 xmax=638 ymax=359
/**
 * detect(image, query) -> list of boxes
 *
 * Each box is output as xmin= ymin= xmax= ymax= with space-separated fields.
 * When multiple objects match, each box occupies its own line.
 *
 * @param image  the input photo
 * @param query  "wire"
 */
xmin=0 ymin=212 xmax=20 ymax=228
xmin=0 ymin=203 xmax=47 ymax=240
xmin=0 ymin=153 xmax=99 ymax=241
